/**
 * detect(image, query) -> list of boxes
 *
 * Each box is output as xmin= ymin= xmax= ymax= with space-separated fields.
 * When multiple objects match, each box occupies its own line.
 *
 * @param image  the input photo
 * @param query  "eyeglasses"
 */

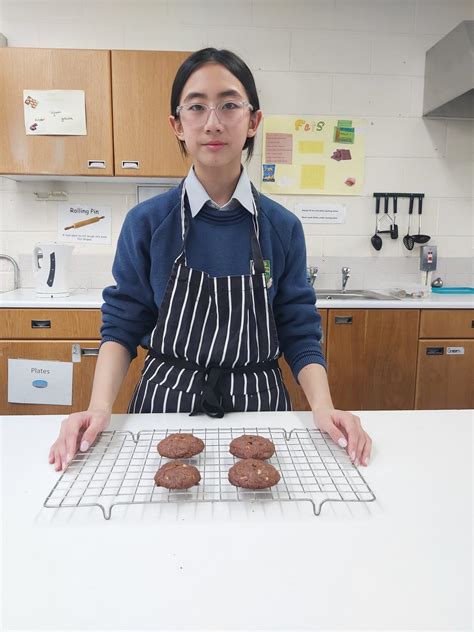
xmin=175 ymin=100 xmax=254 ymax=125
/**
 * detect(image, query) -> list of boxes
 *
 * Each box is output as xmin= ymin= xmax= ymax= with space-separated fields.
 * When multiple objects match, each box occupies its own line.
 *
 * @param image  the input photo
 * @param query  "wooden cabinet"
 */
xmin=0 ymin=309 xmax=146 ymax=415
xmin=111 ymin=50 xmax=191 ymax=177
xmin=0 ymin=47 xmax=191 ymax=178
xmin=326 ymin=309 xmax=420 ymax=411
xmin=326 ymin=309 xmax=366 ymax=410
xmin=363 ymin=309 xmax=420 ymax=410
xmin=1 ymin=306 xmax=472 ymax=415
xmin=415 ymin=309 xmax=474 ymax=410
xmin=0 ymin=48 xmax=114 ymax=176
xmin=0 ymin=340 xmax=100 ymax=415
xmin=279 ymin=309 xmax=327 ymax=411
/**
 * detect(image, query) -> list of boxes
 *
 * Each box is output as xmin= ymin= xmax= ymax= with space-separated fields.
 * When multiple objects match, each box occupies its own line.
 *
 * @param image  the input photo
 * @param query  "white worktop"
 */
xmin=2 ymin=409 xmax=472 ymax=631
xmin=0 ymin=287 xmax=104 ymax=308
xmin=1 ymin=287 xmax=473 ymax=309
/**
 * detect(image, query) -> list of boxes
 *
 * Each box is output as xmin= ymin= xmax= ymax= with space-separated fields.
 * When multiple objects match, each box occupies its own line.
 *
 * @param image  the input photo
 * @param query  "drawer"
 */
xmin=420 ymin=309 xmax=474 ymax=338
xmin=415 ymin=339 xmax=474 ymax=409
xmin=0 ymin=309 xmax=102 ymax=339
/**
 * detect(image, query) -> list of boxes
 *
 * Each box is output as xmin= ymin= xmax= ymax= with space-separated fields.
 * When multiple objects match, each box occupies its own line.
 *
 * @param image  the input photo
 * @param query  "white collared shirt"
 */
xmin=184 ymin=165 xmax=255 ymax=217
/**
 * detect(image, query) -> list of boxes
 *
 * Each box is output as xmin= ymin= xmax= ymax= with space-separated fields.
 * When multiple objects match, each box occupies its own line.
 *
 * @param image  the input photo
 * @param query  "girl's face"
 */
xmin=169 ymin=63 xmax=262 ymax=170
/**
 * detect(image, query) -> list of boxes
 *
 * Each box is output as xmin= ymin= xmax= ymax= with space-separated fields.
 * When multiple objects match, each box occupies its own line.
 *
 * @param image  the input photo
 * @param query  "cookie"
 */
xmin=157 ymin=433 xmax=205 ymax=459
xmin=228 ymin=459 xmax=281 ymax=489
xmin=229 ymin=434 xmax=275 ymax=460
xmin=154 ymin=461 xmax=201 ymax=489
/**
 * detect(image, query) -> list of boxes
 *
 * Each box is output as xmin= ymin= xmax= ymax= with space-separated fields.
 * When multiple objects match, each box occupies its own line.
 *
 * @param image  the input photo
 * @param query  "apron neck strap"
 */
xmin=176 ymin=179 xmax=266 ymax=275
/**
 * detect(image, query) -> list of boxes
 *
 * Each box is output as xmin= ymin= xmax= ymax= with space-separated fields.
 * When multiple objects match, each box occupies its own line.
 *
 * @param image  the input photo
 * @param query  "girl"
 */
xmin=49 ymin=48 xmax=372 ymax=471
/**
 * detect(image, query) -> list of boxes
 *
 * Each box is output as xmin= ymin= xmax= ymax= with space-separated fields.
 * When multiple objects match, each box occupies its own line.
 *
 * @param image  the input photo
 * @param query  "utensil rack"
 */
xmin=44 ymin=427 xmax=376 ymax=520
xmin=373 ymin=192 xmax=425 ymax=201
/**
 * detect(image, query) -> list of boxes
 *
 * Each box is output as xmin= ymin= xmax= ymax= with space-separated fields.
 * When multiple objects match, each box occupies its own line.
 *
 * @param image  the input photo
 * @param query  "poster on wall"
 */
xmin=58 ymin=204 xmax=112 ymax=244
xmin=261 ymin=116 xmax=366 ymax=196
xmin=23 ymin=89 xmax=87 ymax=135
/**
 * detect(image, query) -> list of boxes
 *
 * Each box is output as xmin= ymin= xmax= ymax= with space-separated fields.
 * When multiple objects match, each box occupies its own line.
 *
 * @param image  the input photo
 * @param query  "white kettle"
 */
xmin=33 ymin=242 xmax=74 ymax=297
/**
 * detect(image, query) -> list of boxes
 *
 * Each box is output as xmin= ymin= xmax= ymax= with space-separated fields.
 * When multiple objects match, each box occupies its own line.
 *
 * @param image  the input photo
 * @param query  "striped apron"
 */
xmin=128 ymin=182 xmax=291 ymax=417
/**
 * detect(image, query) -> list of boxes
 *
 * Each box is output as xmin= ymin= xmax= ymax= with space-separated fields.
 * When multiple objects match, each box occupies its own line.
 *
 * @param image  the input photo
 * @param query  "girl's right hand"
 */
xmin=48 ymin=409 xmax=111 ymax=472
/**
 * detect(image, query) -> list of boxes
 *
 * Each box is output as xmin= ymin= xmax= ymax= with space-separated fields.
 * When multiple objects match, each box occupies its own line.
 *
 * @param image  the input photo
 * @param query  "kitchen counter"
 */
xmin=1 ymin=286 xmax=473 ymax=308
xmin=0 ymin=287 xmax=104 ymax=308
xmin=2 ymin=409 xmax=472 ymax=631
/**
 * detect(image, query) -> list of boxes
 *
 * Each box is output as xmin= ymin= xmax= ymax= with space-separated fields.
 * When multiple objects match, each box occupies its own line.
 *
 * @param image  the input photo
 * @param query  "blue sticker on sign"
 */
xmin=32 ymin=379 xmax=48 ymax=388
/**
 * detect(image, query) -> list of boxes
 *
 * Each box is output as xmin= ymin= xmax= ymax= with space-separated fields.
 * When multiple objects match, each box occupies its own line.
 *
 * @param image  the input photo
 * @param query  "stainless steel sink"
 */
xmin=316 ymin=289 xmax=399 ymax=301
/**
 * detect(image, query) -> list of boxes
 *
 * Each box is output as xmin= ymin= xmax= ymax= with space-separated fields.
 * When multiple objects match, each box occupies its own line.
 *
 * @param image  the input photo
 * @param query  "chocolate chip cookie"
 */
xmin=157 ymin=433 xmax=205 ymax=459
xmin=228 ymin=458 xmax=281 ymax=489
xmin=229 ymin=434 xmax=275 ymax=460
xmin=154 ymin=461 xmax=201 ymax=489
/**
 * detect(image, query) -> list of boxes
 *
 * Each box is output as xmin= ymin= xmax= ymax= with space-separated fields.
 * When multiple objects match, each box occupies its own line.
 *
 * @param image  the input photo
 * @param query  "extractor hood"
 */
xmin=423 ymin=20 xmax=474 ymax=119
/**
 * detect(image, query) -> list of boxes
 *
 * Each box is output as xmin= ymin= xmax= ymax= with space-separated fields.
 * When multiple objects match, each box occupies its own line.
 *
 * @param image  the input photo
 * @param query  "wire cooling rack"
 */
xmin=44 ymin=428 xmax=376 ymax=520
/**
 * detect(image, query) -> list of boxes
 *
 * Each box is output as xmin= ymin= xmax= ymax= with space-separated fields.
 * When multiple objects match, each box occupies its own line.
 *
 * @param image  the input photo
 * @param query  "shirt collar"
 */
xmin=184 ymin=165 xmax=255 ymax=217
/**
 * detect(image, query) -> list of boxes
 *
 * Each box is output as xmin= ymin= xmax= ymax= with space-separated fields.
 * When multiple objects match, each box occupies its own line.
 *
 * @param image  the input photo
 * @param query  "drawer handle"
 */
xmin=471 ymin=320 xmax=474 ymax=328
xmin=80 ymin=347 xmax=100 ymax=356
xmin=31 ymin=319 xmax=51 ymax=329
xmin=426 ymin=347 xmax=444 ymax=355
xmin=335 ymin=316 xmax=353 ymax=324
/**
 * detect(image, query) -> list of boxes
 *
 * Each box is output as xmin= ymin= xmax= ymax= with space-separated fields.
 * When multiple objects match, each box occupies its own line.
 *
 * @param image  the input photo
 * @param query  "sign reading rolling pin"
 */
xmin=58 ymin=204 xmax=111 ymax=244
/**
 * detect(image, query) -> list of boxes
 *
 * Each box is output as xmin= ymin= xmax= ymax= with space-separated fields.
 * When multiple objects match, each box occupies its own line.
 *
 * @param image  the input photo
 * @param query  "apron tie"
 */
xmin=195 ymin=366 xmax=226 ymax=418
xmin=147 ymin=350 xmax=279 ymax=419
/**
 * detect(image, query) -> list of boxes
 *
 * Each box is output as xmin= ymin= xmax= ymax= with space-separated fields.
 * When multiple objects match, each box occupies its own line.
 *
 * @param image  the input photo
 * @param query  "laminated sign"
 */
xmin=8 ymin=359 xmax=73 ymax=406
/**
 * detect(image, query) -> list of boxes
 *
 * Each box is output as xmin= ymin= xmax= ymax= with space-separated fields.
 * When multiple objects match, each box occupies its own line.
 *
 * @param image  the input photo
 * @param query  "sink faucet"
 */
xmin=341 ymin=266 xmax=350 ymax=292
xmin=308 ymin=266 xmax=318 ymax=287
xmin=0 ymin=254 xmax=20 ymax=289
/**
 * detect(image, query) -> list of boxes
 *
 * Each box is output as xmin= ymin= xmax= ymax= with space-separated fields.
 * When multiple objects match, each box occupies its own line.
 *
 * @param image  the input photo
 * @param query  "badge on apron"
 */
xmin=250 ymin=259 xmax=272 ymax=288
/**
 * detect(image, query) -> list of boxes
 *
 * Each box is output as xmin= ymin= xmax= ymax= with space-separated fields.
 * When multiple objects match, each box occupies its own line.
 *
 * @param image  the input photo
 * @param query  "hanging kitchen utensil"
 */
xmin=403 ymin=195 xmax=415 ymax=250
xmin=370 ymin=195 xmax=382 ymax=251
xmin=390 ymin=195 xmax=399 ymax=239
xmin=412 ymin=195 xmax=430 ymax=244
xmin=378 ymin=194 xmax=393 ymax=235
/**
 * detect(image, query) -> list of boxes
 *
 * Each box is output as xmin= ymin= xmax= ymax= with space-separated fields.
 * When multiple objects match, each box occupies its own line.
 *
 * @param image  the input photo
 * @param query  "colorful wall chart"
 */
xmin=261 ymin=116 xmax=366 ymax=195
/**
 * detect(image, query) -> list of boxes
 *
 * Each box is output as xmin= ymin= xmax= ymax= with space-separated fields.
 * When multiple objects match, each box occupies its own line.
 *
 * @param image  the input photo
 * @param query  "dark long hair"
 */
xmin=170 ymin=48 xmax=260 ymax=163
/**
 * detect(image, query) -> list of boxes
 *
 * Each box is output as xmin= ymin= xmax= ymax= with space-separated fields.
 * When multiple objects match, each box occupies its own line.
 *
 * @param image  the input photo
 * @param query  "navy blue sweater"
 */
xmin=101 ymin=183 xmax=326 ymax=379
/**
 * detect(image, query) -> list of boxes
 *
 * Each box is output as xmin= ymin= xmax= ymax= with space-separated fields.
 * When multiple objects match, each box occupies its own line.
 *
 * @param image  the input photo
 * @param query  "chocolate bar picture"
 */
xmin=331 ymin=149 xmax=352 ymax=161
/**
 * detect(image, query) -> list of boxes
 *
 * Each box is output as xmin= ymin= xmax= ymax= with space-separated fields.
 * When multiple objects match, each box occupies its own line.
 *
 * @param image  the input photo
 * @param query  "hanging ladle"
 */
xmin=371 ymin=195 xmax=382 ymax=250
xmin=403 ymin=194 xmax=415 ymax=251
xmin=412 ymin=195 xmax=430 ymax=244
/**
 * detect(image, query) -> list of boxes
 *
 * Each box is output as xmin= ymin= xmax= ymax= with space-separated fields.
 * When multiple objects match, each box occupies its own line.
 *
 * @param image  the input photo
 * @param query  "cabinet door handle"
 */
xmin=121 ymin=160 xmax=139 ymax=169
xmin=80 ymin=347 xmax=100 ymax=356
xmin=88 ymin=160 xmax=106 ymax=169
xmin=471 ymin=320 xmax=474 ymax=328
xmin=335 ymin=316 xmax=353 ymax=324
xmin=72 ymin=344 xmax=99 ymax=362
xmin=31 ymin=319 xmax=51 ymax=329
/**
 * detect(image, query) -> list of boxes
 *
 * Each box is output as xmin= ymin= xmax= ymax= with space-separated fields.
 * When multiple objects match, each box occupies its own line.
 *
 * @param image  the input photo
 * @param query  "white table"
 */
xmin=2 ymin=409 xmax=473 ymax=631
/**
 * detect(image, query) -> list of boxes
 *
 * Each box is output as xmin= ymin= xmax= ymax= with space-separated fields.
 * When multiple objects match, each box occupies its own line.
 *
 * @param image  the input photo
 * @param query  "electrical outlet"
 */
xmin=420 ymin=245 xmax=437 ymax=272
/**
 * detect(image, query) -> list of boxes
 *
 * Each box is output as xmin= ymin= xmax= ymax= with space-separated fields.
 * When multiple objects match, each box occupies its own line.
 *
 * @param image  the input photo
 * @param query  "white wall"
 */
xmin=0 ymin=0 xmax=473 ymax=291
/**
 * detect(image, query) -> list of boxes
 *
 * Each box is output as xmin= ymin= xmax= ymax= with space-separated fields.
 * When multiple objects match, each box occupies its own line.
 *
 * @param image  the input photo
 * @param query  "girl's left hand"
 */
xmin=312 ymin=406 xmax=372 ymax=466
